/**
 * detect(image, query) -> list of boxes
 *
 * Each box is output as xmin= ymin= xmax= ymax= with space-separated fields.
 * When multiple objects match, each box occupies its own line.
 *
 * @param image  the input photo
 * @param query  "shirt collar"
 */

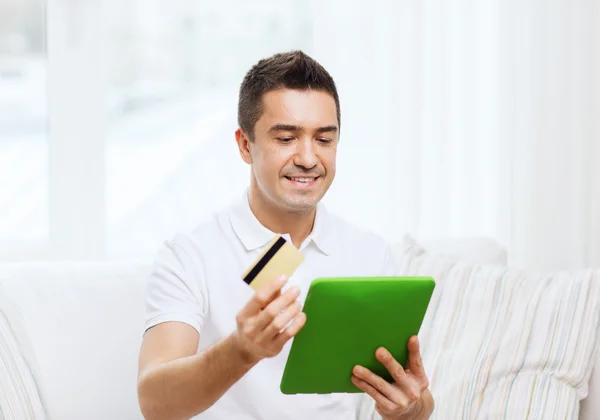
xmin=229 ymin=189 xmax=333 ymax=255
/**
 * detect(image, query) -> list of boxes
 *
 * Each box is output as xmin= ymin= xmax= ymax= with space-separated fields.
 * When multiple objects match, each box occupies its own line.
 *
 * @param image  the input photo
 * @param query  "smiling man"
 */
xmin=137 ymin=51 xmax=434 ymax=420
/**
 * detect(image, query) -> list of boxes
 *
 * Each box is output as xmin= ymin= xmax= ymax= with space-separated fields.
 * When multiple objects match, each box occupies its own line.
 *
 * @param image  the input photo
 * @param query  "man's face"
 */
xmin=237 ymin=89 xmax=339 ymax=212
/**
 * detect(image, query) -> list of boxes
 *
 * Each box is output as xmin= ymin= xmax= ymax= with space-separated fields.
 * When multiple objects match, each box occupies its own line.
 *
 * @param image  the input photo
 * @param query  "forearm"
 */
xmin=138 ymin=333 xmax=257 ymax=420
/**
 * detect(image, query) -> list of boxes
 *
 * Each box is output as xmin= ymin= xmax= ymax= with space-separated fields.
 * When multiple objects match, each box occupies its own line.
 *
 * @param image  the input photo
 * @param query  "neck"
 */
xmin=247 ymin=184 xmax=316 ymax=249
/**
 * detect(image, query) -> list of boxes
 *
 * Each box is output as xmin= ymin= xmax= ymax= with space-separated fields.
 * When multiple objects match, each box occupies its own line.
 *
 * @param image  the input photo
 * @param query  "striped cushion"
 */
xmin=0 ymin=291 xmax=46 ymax=420
xmin=397 ymin=241 xmax=600 ymax=419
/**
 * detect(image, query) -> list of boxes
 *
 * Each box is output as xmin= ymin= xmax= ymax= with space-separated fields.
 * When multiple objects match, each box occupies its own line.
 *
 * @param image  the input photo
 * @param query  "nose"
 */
xmin=293 ymin=137 xmax=318 ymax=170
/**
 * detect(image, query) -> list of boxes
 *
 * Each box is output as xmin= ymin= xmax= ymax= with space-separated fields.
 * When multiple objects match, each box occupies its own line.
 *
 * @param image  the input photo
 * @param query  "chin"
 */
xmin=269 ymin=178 xmax=331 ymax=211
xmin=280 ymin=195 xmax=320 ymax=211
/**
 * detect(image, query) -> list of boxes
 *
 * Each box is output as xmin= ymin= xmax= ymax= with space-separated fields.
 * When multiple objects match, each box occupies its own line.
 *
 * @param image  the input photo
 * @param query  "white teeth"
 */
xmin=290 ymin=177 xmax=315 ymax=183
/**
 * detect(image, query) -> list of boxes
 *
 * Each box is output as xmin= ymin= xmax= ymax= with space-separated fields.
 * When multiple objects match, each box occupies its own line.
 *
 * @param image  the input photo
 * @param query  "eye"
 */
xmin=277 ymin=137 xmax=294 ymax=144
xmin=317 ymin=138 xmax=332 ymax=144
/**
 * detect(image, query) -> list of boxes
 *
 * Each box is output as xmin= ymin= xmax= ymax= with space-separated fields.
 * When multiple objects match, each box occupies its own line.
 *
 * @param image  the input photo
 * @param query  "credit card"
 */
xmin=242 ymin=235 xmax=304 ymax=291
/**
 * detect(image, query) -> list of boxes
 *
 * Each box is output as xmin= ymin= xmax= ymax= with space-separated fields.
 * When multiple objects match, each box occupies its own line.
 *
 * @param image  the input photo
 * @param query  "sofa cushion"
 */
xmin=0 ymin=261 xmax=151 ymax=420
xmin=396 ymin=239 xmax=600 ymax=419
xmin=420 ymin=236 xmax=508 ymax=266
xmin=580 ymin=349 xmax=600 ymax=419
xmin=0 ymin=290 xmax=47 ymax=420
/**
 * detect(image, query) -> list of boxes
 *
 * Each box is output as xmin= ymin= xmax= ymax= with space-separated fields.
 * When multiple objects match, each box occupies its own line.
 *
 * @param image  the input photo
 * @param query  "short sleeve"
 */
xmin=143 ymin=238 xmax=208 ymax=335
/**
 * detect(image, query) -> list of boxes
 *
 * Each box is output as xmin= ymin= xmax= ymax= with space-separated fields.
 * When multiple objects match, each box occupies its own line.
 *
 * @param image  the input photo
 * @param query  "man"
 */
xmin=137 ymin=50 xmax=434 ymax=420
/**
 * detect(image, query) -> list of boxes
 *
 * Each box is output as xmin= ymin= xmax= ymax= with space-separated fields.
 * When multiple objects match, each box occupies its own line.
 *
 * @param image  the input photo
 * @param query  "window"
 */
xmin=0 ymin=0 xmax=48 ymax=259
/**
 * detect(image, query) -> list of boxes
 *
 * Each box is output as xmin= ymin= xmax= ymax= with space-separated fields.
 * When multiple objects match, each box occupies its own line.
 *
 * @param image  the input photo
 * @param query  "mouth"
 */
xmin=284 ymin=176 xmax=320 ymax=187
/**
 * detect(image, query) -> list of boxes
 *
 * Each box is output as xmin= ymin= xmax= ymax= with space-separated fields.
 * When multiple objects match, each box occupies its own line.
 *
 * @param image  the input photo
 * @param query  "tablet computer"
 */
xmin=280 ymin=276 xmax=435 ymax=395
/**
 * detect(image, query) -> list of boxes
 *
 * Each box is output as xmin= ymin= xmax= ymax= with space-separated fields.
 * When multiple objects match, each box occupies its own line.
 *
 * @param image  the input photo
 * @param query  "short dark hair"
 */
xmin=237 ymin=50 xmax=340 ymax=141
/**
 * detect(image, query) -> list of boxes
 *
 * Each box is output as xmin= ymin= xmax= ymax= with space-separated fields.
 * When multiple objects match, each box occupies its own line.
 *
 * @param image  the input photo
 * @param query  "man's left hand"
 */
xmin=352 ymin=336 xmax=434 ymax=420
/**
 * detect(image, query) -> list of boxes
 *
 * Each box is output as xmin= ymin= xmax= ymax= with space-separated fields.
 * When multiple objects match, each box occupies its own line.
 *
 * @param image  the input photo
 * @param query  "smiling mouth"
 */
xmin=285 ymin=176 xmax=320 ymax=187
xmin=284 ymin=176 xmax=320 ymax=184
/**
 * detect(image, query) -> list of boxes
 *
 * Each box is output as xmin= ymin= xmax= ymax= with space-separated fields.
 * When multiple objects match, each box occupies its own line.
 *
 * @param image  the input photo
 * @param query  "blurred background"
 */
xmin=0 ymin=0 xmax=598 ymax=271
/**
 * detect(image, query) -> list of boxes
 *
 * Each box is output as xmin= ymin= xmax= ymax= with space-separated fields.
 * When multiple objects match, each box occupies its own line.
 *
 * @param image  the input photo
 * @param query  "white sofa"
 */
xmin=0 ymin=237 xmax=597 ymax=419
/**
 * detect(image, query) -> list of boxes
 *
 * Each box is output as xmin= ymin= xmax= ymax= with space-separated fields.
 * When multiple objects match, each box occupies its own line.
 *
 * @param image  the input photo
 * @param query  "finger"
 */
xmin=351 ymin=376 xmax=396 ymax=414
xmin=352 ymin=365 xmax=399 ymax=403
xmin=272 ymin=311 xmax=306 ymax=348
xmin=257 ymin=300 xmax=302 ymax=342
xmin=407 ymin=336 xmax=429 ymax=387
xmin=238 ymin=275 xmax=288 ymax=317
xmin=375 ymin=347 xmax=407 ymax=384
xmin=376 ymin=347 xmax=422 ymax=403
xmin=253 ymin=286 xmax=301 ymax=332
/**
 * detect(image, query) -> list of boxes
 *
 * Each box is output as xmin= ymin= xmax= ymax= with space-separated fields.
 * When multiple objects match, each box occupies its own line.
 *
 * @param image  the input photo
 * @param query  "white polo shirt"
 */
xmin=144 ymin=190 xmax=398 ymax=420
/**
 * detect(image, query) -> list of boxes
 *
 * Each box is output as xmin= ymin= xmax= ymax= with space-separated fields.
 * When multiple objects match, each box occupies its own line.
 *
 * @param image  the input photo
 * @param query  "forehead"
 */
xmin=258 ymin=89 xmax=338 ymax=129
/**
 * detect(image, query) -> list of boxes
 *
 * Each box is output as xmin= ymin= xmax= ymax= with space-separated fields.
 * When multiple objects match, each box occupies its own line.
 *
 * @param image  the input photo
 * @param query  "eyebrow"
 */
xmin=268 ymin=124 xmax=338 ymax=134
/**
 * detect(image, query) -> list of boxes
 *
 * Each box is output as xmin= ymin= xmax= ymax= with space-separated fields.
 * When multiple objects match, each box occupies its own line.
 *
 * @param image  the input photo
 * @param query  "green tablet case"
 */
xmin=280 ymin=276 xmax=435 ymax=394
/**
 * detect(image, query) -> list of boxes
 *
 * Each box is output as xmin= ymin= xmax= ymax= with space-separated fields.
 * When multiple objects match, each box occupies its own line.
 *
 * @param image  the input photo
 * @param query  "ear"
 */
xmin=235 ymin=128 xmax=253 ymax=165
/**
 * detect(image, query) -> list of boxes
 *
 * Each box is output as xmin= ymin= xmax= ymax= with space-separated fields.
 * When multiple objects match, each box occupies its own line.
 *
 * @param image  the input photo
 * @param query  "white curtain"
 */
xmin=310 ymin=0 xmax=600 ymax=271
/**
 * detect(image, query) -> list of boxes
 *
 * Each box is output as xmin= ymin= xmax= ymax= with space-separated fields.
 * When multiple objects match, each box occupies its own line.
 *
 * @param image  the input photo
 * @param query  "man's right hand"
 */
xmin=232 ymin=275 xmax=306 ymax=364
xmin=137 ymin=275 xmax=305 ymax=420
